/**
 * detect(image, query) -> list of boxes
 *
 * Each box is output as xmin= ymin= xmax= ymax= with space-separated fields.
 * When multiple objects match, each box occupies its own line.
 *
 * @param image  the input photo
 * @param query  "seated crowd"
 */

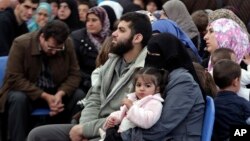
xmin=0 ymin=0 xmax=250 ymax=141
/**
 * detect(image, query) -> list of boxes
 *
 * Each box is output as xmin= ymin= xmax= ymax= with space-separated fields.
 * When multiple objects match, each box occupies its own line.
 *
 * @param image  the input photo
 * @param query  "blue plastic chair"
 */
xmin=201 ymin=96 xmax=215 ymax=141
xmin=0 ymin=56 xmax=8 ymax=87
xmin=31 ymin=108 xmax=50 ymax=116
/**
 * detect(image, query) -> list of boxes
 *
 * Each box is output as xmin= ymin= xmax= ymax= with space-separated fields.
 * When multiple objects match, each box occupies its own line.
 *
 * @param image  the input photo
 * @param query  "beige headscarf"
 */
xmin=208 ymin=9 xmax=249 ymax=37
xmin=162 ymin=0 xmax=199 ymax=39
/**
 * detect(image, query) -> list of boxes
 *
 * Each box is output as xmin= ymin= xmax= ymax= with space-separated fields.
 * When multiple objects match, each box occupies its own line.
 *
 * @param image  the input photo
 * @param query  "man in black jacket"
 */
xmin=0 ymin=0 xmax=39 ymax=56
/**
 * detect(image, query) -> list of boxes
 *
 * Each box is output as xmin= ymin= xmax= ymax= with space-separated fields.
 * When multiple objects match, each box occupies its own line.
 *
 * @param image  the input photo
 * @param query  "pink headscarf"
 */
xmin=208 ymin=18 xmax=249 ymax=71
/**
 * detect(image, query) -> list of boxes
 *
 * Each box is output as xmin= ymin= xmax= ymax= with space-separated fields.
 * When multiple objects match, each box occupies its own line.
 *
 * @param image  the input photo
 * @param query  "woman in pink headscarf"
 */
xmin=204 ymin=18 xmax=249 ymax=71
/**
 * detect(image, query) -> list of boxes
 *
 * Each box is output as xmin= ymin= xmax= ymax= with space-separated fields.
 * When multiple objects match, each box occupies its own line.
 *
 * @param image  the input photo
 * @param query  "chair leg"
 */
xmin=0 ymin=113 xmax=7 ymax=141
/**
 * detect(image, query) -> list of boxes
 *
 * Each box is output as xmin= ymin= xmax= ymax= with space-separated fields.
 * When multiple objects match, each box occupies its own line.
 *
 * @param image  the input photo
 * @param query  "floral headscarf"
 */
xmin=86 ymin=6 xmax=110 ymax=50
xmin=208 ymin=18 xmax=249 ymax=71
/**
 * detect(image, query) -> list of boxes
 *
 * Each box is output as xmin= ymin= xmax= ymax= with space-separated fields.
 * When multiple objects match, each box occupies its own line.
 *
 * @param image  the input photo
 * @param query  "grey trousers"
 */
xmin=6 ymin=89 xmax=85 ymax=141
xmin=27 ymin=124 xmax=101 ymax=141
xmin=27 ymin=124 xmax=74 ymax=141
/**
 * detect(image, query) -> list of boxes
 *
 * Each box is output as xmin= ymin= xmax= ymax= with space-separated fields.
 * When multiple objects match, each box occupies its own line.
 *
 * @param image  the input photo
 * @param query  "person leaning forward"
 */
xmin=0 ymin=20 xmax=85 ymax=141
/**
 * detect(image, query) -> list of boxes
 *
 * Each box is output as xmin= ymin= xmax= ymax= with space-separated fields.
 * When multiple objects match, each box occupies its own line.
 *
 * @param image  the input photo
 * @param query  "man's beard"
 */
xmin=110 ymin=37 xmax=133 ymax=56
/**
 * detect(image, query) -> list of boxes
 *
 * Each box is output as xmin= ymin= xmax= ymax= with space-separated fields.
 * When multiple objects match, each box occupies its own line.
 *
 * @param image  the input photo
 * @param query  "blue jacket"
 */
xmin=213 ymin=91 xmax=250 ymax=141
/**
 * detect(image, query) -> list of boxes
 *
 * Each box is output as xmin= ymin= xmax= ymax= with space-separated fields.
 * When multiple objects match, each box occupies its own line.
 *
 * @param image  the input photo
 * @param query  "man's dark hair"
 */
xmin=120 ymin=12 xmax=152 ymax=47
xmin=77 ymin=0 xmax=91 ymax=7
xmin=133 ymin=67 xmax=168 ymax=94
xmin=213 ymin=59 xmax=241 ymax=89
xmin=47 ymin=0 xmax=59 ymax=4
xmin=39 ymin=20 xmax=70 ymax=44
xmin=191 ymin=10 xmax=208 ymax=33
xmin=18 ymin=0 xmax=39 ymax=4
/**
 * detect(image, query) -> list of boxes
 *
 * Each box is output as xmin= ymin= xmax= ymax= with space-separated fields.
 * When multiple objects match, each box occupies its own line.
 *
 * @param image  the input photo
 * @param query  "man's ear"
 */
xmin=232 ymin=77 xmax=240 ymax=87
xmin=133 ymin=33 xmax=143 ymax=44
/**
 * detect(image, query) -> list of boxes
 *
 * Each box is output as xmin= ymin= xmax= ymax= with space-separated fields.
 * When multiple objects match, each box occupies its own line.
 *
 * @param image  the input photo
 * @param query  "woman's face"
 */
xmin=57 ymin=2 xmax=71 ymax=20
xmin=146 ymin=2 xmax=157 ymax=13
xmin=36 ymin=9 xmax=49 ymax=27
xmin=86 ymin=13 xmax=102 ymax=34
xmin=204 ymin=25 xmax=218 ymax=53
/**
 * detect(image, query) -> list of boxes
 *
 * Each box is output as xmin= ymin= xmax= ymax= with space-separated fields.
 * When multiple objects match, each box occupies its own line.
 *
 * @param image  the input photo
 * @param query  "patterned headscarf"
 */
xmin=152 ymin=19 xmax=202 ymax=62
xmin=86 ymin=6 xmax=110 ymax=50
xmin=208 ymin=18 xmax=249 ymax=71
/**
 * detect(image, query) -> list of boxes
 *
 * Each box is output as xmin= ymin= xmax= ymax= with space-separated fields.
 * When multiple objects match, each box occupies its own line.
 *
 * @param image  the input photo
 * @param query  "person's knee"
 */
xmin=7 ymin=91 xmax=28 ymax=104
xmin=27 ymin=127 xmax=43 ymax=141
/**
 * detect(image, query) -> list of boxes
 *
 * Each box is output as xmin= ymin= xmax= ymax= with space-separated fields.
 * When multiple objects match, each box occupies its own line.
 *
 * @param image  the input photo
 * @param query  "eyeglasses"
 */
xmin=45 ymin=41 xmax=65 ymax=52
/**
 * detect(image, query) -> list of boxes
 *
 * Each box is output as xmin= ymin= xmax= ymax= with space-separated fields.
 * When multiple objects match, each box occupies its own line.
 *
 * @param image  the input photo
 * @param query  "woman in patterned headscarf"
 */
xmin=204 ymin=18 xmax=249 ymax=72
xmin=71 ymin=6 xmax=110 ymax=93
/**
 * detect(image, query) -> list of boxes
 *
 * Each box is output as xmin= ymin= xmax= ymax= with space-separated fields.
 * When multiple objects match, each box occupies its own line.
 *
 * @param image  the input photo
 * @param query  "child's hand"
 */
xmin=122 ymin=98 xmax=133 ymax=109
xmin=106 ymin=116 xmax=117 ymax=128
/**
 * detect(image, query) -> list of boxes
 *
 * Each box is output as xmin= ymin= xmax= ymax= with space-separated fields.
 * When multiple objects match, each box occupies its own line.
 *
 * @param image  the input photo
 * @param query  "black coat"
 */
xmin=0 ymin=8 xmax=28 ymax=56
xmin=71 ymin=28 xmax=98 ymax=93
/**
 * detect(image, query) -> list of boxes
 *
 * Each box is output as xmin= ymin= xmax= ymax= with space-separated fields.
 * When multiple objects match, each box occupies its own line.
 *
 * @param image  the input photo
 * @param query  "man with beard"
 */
xmin=27 ymin=12 xmax=152 ymax=141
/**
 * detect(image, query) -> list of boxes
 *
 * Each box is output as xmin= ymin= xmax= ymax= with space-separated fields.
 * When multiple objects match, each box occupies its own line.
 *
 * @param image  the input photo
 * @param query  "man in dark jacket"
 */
xmin=0 ymin=20 xmax=85 ymax=141
xmin=0 ymin=0 xmax=39 ymax=56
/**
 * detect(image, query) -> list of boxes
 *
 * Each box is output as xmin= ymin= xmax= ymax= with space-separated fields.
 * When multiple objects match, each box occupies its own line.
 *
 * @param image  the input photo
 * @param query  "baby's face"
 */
xmin=135 ymin=77 xmax=158 ymax=99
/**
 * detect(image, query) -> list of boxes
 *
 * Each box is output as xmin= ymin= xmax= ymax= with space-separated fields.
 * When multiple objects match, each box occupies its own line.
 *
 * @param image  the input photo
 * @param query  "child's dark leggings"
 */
xmin=104 ymin=126 xmax=123 ymax=141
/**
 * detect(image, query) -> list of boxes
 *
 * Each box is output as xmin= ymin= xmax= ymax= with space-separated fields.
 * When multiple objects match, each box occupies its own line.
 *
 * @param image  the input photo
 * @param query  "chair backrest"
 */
xmin=201 ymin=96 xmax=215 ymax=141
xmin=31 ymin=108 xmax=50 ymax=116
xmin=0 ymin=56 xmax=8 ymax=87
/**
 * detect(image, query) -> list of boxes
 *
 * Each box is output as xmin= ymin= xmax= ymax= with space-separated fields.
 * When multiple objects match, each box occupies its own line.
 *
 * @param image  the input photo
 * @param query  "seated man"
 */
xmin=0 ymin=20 xmax=85 ymax=141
